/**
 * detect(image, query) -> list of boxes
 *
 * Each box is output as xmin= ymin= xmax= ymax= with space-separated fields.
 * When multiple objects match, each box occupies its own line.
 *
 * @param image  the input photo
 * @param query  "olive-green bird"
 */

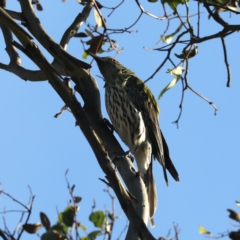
xmin=90 ymin=54 xmax=179 ymax=227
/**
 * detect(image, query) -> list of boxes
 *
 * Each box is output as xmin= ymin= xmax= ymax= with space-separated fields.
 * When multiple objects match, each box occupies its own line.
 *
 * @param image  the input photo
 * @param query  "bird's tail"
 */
xmin=161 ymin=131 xmax=180 ymax=182
xmin=144 ymin=161 xmax=157 ymax=228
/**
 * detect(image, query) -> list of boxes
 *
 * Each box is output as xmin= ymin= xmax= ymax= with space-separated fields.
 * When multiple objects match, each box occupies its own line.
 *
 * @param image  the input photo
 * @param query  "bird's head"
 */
xmin=89 ymin=53 xmax=135 ymax=85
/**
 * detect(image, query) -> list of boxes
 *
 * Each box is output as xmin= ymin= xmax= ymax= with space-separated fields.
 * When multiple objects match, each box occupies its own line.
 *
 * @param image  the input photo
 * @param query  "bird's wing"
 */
xmin=125 ymin=76 xmax=169 ymax=184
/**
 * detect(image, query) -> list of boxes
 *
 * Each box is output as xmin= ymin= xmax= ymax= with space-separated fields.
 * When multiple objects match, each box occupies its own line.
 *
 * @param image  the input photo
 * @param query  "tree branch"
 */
xmin=0 ymin=1 xmax=154 ymax=239
xmin=220 ymin=37 xmax=231 ymax=87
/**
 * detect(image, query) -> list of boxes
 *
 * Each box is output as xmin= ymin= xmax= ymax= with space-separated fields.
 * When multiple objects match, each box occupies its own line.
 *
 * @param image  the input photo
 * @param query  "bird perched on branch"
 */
xmin=90 ymin=53 xmax=179 ymax=227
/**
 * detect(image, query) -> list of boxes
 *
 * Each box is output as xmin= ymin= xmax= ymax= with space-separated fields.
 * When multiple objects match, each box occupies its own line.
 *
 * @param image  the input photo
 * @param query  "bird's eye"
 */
xmin=111 ymin=59 xmax=118 ymax=63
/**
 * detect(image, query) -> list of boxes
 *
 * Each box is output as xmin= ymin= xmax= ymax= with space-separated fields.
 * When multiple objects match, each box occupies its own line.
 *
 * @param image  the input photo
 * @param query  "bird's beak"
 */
xmin=88 ymin=52 xmax=105 ymax=63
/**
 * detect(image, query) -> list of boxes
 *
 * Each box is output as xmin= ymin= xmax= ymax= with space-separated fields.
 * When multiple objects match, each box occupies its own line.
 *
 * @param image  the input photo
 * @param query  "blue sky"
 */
xmin=0 ymin=1 xmax=240 ymax=239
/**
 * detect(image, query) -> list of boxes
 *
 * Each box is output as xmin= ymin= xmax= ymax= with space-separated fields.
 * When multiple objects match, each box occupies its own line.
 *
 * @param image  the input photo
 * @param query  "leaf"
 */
xmin=162 ymin=22 xmax=186 ymax=44
xmin=82 ymin=51 xmax=88 ymax=59
xmin=79 ymin=224 xmax=87 ymax=231
xmin=162 ymin=35 xmax=173 ymax=44
xmin=105 ymin=219 xmax=111 ymax=234
xmin=74 ymin=196 xmax=82 ymax=203
xmin=51 ymin=224 xmax=68 ymax=235
xmin=60 ymin=206 xmax=76 ymax=227
xmin=236 ymin=201 xmax=240 ymax=207
xmin=71 ymin=184 xmax=75 ymax=193
xmin=57 ymin=212 xmax=63 ymax=224
xmin=162 ymin=0 xmax=189 ymax=10
xmin=41 ymin=231 xmax=56 ymax=240
xmin=89 ymin=211 xmax=105 ymax=228
xmin=94 ymin=9 xmax=103 ymax=28
xmin=85 ymin=35 xmax=104 ymax=56
xmin=85 ymin=29 xmax=94 ymax=38
xmin=87 ymin=230 xmax=101 ymax=240
xmin=74 ymin=32 xmax=89 ymax=38
xmin=175 ymin=44 xmax=198 ymax=59
xmin=107 ymin=213 xmax=114 ymax=221
xmin=95 ymin=1 xmax=103 ymax=9
xmin=227 ymin=209 xmax=240 ymax=222
xmin=22 ymin=223 xmax=42 ymax=234
xmin=229 ymin=230 xmax=240 ymax=240
xmin=227 ymin=5 xmax=238 ymax=11
xmin=199 ymin=225 xmax=211 ymax=235
xmin=148 ymin=0 xmax=158 ymax=2
xmin=40 ymin=212 xmax=51 ymax=231
xmin=158 ymin=67 xmax=184 ymax=100
xmin=36 ymin=2 xmax=43 ymax=11
xmin=77 ymin=0 xmax=87 ymax=5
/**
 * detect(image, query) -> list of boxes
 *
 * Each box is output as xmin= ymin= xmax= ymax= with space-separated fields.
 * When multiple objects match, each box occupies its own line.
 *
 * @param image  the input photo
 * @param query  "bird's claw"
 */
xmin=112 ymin=150 xmax=134 ymax=162
xmin=103 ymin=118 xmax=115 ymax=133
xmin=135 ymin=171 xmax=141 ymax=178
xmin=124 ymin=150 xmax=134 ymax=162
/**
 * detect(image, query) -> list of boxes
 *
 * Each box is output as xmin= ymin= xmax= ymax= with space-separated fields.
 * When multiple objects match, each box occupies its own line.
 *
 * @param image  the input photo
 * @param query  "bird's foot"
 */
xmin=135 ymin=171 xmax=141 ymax=178
xmin=125 ymin=150 xmax=134 ymax=162
xmin=112 ymin=150 xmax=134 ymax=162
xmin=135 ymin=171 xmax=145 ymax=179
xmin=103 ymin=118 xmax=115 ymax=133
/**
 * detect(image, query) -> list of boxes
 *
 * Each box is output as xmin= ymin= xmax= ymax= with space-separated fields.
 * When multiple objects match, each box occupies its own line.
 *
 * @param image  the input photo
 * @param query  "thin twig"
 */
xmin=107 ymin=12 xmax=142 ymax=32
xmin=172 ymin=78 xmax=186 ymax=128
xmin=197 ymin=2 xmax=200 ymax=37
xmin=145 ymin=30 xmax=189 ymax=82
xmin=17 ymin=193 xmax=35 ymax=240
xmin=187 ymin=85 xmax=218 ymax=115
xmin=0 ymin=191 xmax=29 ymax=211
xmin=116 ymin=222 xmax=128 ymax=240
xmin=220 ymin=37 xmax=231 ymax=87
xmin=106 ymin=0 xmax=125 ymax=17
xmin=135 ymin=0 xmax=168 ymax=20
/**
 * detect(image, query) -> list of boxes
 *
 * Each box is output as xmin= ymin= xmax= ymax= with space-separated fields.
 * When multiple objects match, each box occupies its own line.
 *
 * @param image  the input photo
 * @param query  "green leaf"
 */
xmin=85 ymin=29 xmax=94 ymax=38
xmin=74 ymin=32 xmax=89 ymax=38
xmin=160 ymin=35 xmax=165 ymax=43
xmin=94 ymin=9 xmax=103 ymax=28
xmin=158 ymin=67 xmax=184 ymax=100
xmin=51 ymin=224 xmax=68 ymax=235
xmin=175 ymin=45 xmax=198 ymax=59
xmin=98 ymin=48 xmax=104 ymax=54
xmin=87 ymin=230 xmax=101 ymax=240
xmin=148 ymin=0 xmax=158 ymax=2
xmin=57 ymin=212 xmax=63 ymax=224
xmin=22 ymin=223 xmax=42 ymax=234
xmin=161 ymin=22 xmax=185 ymax=44
xmin=107 ymin=213 xmax=114 ymax=221
xmin=162 ymin=35 xmax=173 ymax=44
xmin=79 ymin=224 xmax=87 ymax=231
xmin=89 ymin=211 xmax=105 ymax=228
xmin=60 ymin=206 xmax=76 ymax=227
xmin=162 ymin=0 xmax=189 ymax=10
xmin=199 ymin=225 xmax=211 ymax=235
xmin=82 ymin=51 xmax=88 ymax=59
xmin=41 ymin=231 xmax=56 ymax=240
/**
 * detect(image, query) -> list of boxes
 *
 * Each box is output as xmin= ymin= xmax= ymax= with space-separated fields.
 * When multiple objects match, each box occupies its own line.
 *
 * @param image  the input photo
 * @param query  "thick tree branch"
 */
xmin=59 ymin=0 xmax=94 ymax=50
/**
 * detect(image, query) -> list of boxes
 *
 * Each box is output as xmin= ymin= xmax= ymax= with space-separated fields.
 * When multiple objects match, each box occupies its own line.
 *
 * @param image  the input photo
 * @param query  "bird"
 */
xmin=90 ymin=53 xmax=179 ymax=227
